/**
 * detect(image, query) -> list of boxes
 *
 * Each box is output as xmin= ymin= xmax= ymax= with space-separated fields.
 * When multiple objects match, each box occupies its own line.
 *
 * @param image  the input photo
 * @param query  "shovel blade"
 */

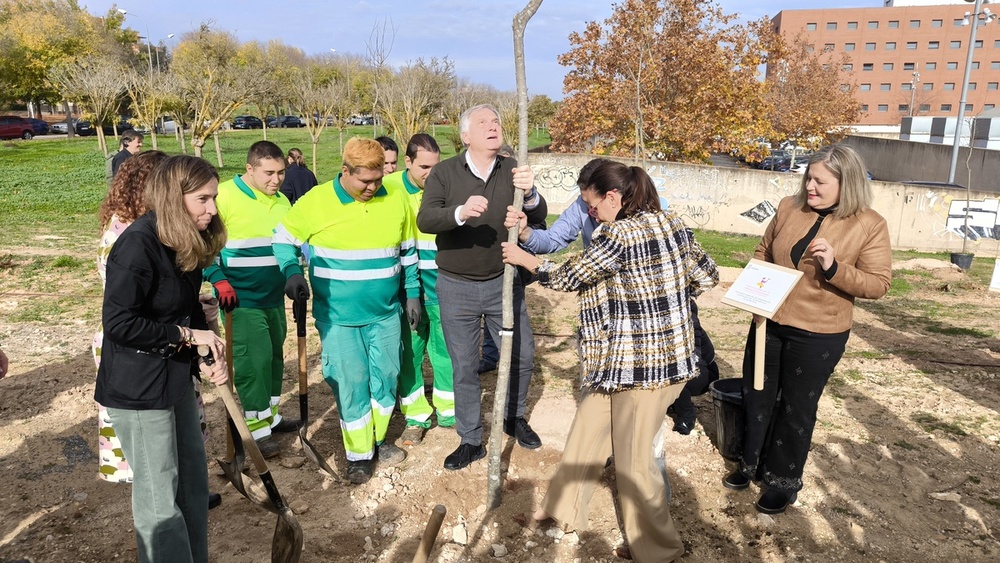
xmin=271 ymin=508 xmax=304 ymax=563
xmin=299 ymin=428 xmax=340 ymax=480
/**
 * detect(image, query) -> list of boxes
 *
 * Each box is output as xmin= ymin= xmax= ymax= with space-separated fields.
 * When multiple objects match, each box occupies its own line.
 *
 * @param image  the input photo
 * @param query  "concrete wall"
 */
xmin=842 ymin=135 xmax=1000 ymax=193
xmin=529 ymin=153 xmax=1000 ymax=255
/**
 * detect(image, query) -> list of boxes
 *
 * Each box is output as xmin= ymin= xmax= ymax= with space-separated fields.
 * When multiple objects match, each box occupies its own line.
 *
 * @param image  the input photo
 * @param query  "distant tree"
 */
xmin=172 ymin=25 xmax=256 ymax=158
xmin=288 ymin=58 xmax=347 ymax=175
xmin=764 ymin=32 xmax=860 ymax=151
xmin=240 ymin=40 xmax=305 ymax=141
xmin=379 ymin=57 xmax=456 ymax=144
xmin=527 ymin=94 xmax=557 ymax=132
xmin=123 ymin=68 xmax=175 ymax=150
xmin=328 ymin=53 xmax=365 ymax=153
xmin=550 ymin=0 xmax=773 ymax=163
xmin=442 ymin=78 xmax=497 ymax=150
xmin=50 ymin=55 xmax=124 ymax=155
xmin=365 ymin=17 xmax=396 ymax=137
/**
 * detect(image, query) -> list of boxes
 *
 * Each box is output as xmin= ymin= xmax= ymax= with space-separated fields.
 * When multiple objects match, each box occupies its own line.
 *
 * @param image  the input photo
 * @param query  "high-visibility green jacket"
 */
xmin=273 ymin=175 xmax=418 ymax=326
xmin=204 ymin=175 xmax=290 ymax=309
xmin=382 ymin=170 xmax=441 ymax=304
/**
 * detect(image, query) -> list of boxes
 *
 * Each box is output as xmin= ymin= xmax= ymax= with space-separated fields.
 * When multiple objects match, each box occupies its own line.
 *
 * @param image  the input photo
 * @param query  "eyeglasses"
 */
xmin=586 ymin=191 xmax=614 ymax=219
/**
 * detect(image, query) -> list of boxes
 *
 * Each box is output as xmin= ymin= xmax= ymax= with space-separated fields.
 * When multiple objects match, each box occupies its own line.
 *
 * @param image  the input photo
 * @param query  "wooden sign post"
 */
xmin=720 ymin=259 xmax=803 ymax=390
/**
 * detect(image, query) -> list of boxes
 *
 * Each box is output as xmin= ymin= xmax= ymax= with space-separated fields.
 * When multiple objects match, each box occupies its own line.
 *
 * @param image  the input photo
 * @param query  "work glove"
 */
xmin=284 ymin=273 xmax=310 ymax=302
xmin=212 ymin=280 xmax=239 ymax=312
xmin=406 ymin=298 xmax=422 ymax=331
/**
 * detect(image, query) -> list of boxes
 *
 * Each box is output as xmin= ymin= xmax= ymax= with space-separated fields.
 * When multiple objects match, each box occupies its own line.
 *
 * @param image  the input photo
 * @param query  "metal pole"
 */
xmin=947 ymin=0 xmax=983 ymax=184
xmin=119 ymin=9 xmax=153 ymax=75
xmin=909 ymin=72 xmax=919 ymax=117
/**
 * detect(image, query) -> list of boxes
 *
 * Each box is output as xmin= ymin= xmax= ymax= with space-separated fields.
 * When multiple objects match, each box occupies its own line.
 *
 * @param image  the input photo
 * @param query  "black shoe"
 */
xmin=346 ymin=459 xmax=375 ymax=484
xmin=376 ymin=442 xmax=407 ymax=466
xmin=673 ymin=420 xmax=694 ymax=435
xmin=478 ymin=360 xmax=498 ymax=374
xmin=208 ymin=492 xmax=222 ymax=510
xmin=723 ymin=470 xmax=750 ymax=491
xmin=503 ymin=417 xmax=542 ymax=449
xmin=443 ymin=443 xmax=486 ymax=470
xmin=255 ymin=436 xmax=281 ymax=459
xmin=755 ymin=488 xmax=797 ymax=514
xmin=271 ymin=417 xmax=302 ymax=433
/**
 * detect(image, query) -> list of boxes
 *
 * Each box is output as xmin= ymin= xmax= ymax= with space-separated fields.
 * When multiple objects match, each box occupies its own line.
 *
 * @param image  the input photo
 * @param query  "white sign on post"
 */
xmin=990 ymin=260 xmax=1000 ymax=293
xmin=721 ymin=259 xmax=804 ymax=390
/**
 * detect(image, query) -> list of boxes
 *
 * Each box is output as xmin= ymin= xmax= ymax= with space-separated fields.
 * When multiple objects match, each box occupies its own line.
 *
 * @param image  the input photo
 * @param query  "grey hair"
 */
xmin=458 ymin=104 xmax=501 ymax=146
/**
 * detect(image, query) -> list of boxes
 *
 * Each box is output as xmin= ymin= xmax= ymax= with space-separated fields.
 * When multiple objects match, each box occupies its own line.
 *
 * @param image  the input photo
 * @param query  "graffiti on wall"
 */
xmin=534 ymin=166 xmax=581 ymax=208
xmin=946 ymin=197 xmax=1000 ymax=240
xmin=740 ymin=201 xmax=777 ymax=224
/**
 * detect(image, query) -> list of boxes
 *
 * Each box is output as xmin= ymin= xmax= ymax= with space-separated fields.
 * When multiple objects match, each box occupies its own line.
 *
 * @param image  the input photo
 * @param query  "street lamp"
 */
xmin=118 ymin=8 xmax=153 ymax=75
xmin=947 ymin=0 xmax=997 ymax=184
xmin=156 ymin=34 xmax=174 ymax=71
xmin=908 ymin=71 xmax=920 ymax=116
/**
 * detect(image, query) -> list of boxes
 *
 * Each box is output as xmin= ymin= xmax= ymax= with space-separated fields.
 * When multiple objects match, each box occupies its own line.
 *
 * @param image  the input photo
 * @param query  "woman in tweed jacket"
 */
xmin=503 ymin=161 xmax=718 ymax=563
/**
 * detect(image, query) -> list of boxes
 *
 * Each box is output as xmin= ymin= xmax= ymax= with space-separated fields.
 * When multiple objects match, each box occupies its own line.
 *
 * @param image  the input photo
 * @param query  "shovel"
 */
xmin=217 ymin=311 xmax=251 ymax=498
xmin=207 ymin=351 xmax=304 ymax=563
xmin=293 ymin=297 xmax=340 ymax=480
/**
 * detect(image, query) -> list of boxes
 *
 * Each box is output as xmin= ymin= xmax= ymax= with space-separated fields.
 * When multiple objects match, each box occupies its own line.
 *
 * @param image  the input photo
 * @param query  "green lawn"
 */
xmin=0 ymin=125 xmax=551 ymax=251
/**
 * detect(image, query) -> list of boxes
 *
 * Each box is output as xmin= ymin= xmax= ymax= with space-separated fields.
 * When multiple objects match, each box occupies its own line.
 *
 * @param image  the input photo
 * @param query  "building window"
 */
xmin=993 ymin=61 xmax=1000 ymax=70
xmin=886 ymin=42 xmax=897 ymax=51
xmin=863 ymin=63 xmax=874 ymax=71
xmin=972 ymin=61 xmax=981 ymax=70
xmin=824 ymin=43 xmax=835 ymax=53
xmin=941 ymin=104 xmax=952 ymax=111
xmin=951 ymin=41 xmax=962 ymax=49
xmin=944 ymin=83 xmax=955 ymax=90
xmin=919 ymin=104 xmax=931 ymax=112
xmin=947 ymin=62 xmax=959 ymax=70
xmin=929 ymin=41 xmax=940 ymax=50
xmin=861 ymin=104 xmax=869 ymax=112
xmin=866 ymin=42 xmax=876 ymax=51
xmin=848 ymin=21 xmax=858 ymax=30
xmin=806 ymin=23 xmax=817 ymax=31
xmin=995 ymin=40 xmax=1000 ymax=48
xmin=969 ymin=82 xmax=977 ymax=90
xmin=884 ymin=63 xmax=894 ymax=71
xmin=880 ymin=83 xmax=891 ymax=91
xmin=966 ymin=104 xmax=973 ymax=112
xmin=906 ymin=42 xmax=918 ymax=50
xmin=989 ymin=82 xmax=999 ymax=90
xmin=954 ymin=19 xmax=964 ymax=27
xmin=986 ymin=104 xmax=996 ymax=110
xmin=902 ymin=83 xmax=912 ymax=91
xmin=910 ymin=20 xmax=920 ymax=28
xmin=843 ymin=63 xmax=854 ymax=71
xmin=926 ymin=62 xmax=937 ymax=70
xmin=899 ymin=104 xmax=909 ymax=112
xmin=975 ymin=40 xmax=983 ymax=49
xmin=860 ymin=83 xmax=872 ymax=91
xmin=932 ymin=19 xmax=943 ymax=28
xmin=827 ymin=22 xmax=837 ymax=30
xmin=845 ymin=43 xmax=856 ymax=51
xmin=868 ymin=21 xmax=878 ymax=29
xmin=888 ymin=20 xmax=899 ymax=29
xmin=904 ymin=62 xmax=915 ymax=71
xmin=878 ymin=104 xmax=889 ymax=112
xmin=923 ymin=83 xmax=934 ymax=90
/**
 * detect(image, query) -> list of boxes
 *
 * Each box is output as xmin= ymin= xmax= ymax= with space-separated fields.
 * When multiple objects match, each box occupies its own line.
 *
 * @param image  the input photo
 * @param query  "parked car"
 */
xmin=268 ymin=115 xmax=305 ymax=128
xmin=155 ymin=117 xmax=178 ymax=135
xmin=232 ymin=115 xmax=263 ymax=129
xmin=75 ymin=120 xmax=133 ymax=136
xmin=0 ymin=115 xmax=34 ymax=140
xmin=348 ymin=115 xmax=374 ymax=126
xmin=49 ymin=119 xmax=76 ymax=135
xmin=26 ymin=118 xmax=50 ymax=136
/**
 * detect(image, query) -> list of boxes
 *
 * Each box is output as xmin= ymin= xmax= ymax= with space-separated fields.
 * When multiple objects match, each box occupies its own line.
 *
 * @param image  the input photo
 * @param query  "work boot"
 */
xmin=346 ymin=459 xmax=374 ymax=485
xmin=377 ymin=442 xmax=407 ymax=466
xmin=401 ymin=426 xmax=426 ymax=446
xmin=255 ymin=436 xmax=280 ymax=459
xmin=271 ymin=417 xmax=301 ymax=433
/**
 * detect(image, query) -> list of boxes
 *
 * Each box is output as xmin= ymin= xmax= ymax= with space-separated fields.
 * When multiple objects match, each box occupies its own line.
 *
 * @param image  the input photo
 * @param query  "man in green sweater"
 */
xmin=204 ymin=141 xmax=299 ymax=458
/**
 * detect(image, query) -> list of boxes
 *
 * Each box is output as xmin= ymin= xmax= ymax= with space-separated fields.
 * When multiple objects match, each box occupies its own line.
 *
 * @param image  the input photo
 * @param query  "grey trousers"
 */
xmin=437 ymin=271 xmax=535 ymax=445
xmin=108 ymin=385 xmax=209 ymax=563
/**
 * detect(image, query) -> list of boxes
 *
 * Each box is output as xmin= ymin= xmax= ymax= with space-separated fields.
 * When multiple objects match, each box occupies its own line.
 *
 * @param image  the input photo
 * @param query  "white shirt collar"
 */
xmin=464 ymin=151 xmax=497 ymax=181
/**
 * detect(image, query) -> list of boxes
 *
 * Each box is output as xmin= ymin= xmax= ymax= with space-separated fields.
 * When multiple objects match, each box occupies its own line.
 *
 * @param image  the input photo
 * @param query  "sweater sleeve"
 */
xmin=524 ymin=196 xmax=586 ymax=254
xmin=827 ymin=213 xmax=892 ymax=299
xmin=416 ymin=165 xmax=460 ymax=234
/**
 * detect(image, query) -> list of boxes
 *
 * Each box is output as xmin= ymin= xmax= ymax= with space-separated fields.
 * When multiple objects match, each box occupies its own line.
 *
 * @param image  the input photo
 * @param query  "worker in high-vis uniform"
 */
xmin=383 ymin=134 xmax=454 ymax=447
xmin=273 ymin=137 xmax=420 ymax=485
xmin=204 ymin=140 xmax=299 ymax=459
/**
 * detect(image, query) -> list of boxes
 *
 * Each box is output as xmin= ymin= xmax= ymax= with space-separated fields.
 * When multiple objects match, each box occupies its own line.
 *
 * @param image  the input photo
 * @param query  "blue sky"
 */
xmin=92 ymin=1 xmax=876 ymax=100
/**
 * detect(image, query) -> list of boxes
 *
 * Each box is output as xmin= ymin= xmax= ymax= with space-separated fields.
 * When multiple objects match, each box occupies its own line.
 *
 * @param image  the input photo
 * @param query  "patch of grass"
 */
xmin=912 ymin=412 xmax=969 ymax=437
xmin=980 ymin=497 xmax=1000 ymax=509
xmin=846 ymin=350 xmax=888 ymax=359
xmin=692 ymin=230 xmax=759 ymax=268
xmin=924 ymin=323 xmax=993 ymax=338
xmin=52 ymin=255 xmax=87 ymax=269
xmin=889 ymin=276 xmax=913 ymax=296
xmin=7 ymin=297 xmax=85 ymax=322
xmin=829 ymin=505 xmax=863 ymax=518
xmin=841 ymin=368 xmax=864 ymax=382
xmin=894 ymin=439 xmax=918 ymax=451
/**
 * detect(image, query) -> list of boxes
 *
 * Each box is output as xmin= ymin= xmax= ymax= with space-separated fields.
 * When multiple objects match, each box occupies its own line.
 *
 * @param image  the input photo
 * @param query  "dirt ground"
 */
xmin=1 ymin=243 xmax=1000 ymax=563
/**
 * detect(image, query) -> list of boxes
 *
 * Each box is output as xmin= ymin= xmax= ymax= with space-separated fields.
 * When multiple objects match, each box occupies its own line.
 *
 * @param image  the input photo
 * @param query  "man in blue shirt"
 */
xmin=506 ymin=158 xmax=719 ymax=435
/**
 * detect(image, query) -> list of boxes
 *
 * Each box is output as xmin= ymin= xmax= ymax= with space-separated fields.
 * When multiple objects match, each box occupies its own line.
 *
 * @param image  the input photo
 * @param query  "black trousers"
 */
xmin=739 ymin=320 xmax=849 ymax=493
xmin=670 ymin=301 xmax=719 ymax=422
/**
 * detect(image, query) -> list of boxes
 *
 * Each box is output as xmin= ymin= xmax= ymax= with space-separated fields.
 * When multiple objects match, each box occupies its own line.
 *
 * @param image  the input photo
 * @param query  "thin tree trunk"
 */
xmin=213 ymin=132 xmax=223 ymax=168
xmin=487 ymin=0 xmax=543 ymax=511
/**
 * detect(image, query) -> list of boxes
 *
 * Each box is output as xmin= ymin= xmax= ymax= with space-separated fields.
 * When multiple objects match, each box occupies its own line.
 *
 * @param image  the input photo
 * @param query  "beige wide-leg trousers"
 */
xmin=541 ymin=383 xmax=685 ymax=563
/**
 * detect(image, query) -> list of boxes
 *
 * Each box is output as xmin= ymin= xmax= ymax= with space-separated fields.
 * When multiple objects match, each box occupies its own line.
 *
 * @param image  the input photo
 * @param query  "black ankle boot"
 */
xmin=723 ymin=470 xmax=750 ymax=490
xmin=755 ymin=488 xmax=797 ymax=514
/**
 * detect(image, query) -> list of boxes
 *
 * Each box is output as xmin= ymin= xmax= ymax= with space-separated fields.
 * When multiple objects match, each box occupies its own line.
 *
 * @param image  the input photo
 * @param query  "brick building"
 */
xmin=772 ymin=0 xmax=1000 ymax=125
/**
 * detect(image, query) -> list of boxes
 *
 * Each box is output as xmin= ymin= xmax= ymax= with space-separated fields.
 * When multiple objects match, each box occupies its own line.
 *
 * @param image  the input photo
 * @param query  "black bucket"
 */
xmin=709 ymin=378 xmax=744 ymax=462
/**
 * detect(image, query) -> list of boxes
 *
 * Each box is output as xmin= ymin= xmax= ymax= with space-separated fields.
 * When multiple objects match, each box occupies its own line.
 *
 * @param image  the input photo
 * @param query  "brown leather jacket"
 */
xmin=757 ymin=196 xmax=891 ymax=333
